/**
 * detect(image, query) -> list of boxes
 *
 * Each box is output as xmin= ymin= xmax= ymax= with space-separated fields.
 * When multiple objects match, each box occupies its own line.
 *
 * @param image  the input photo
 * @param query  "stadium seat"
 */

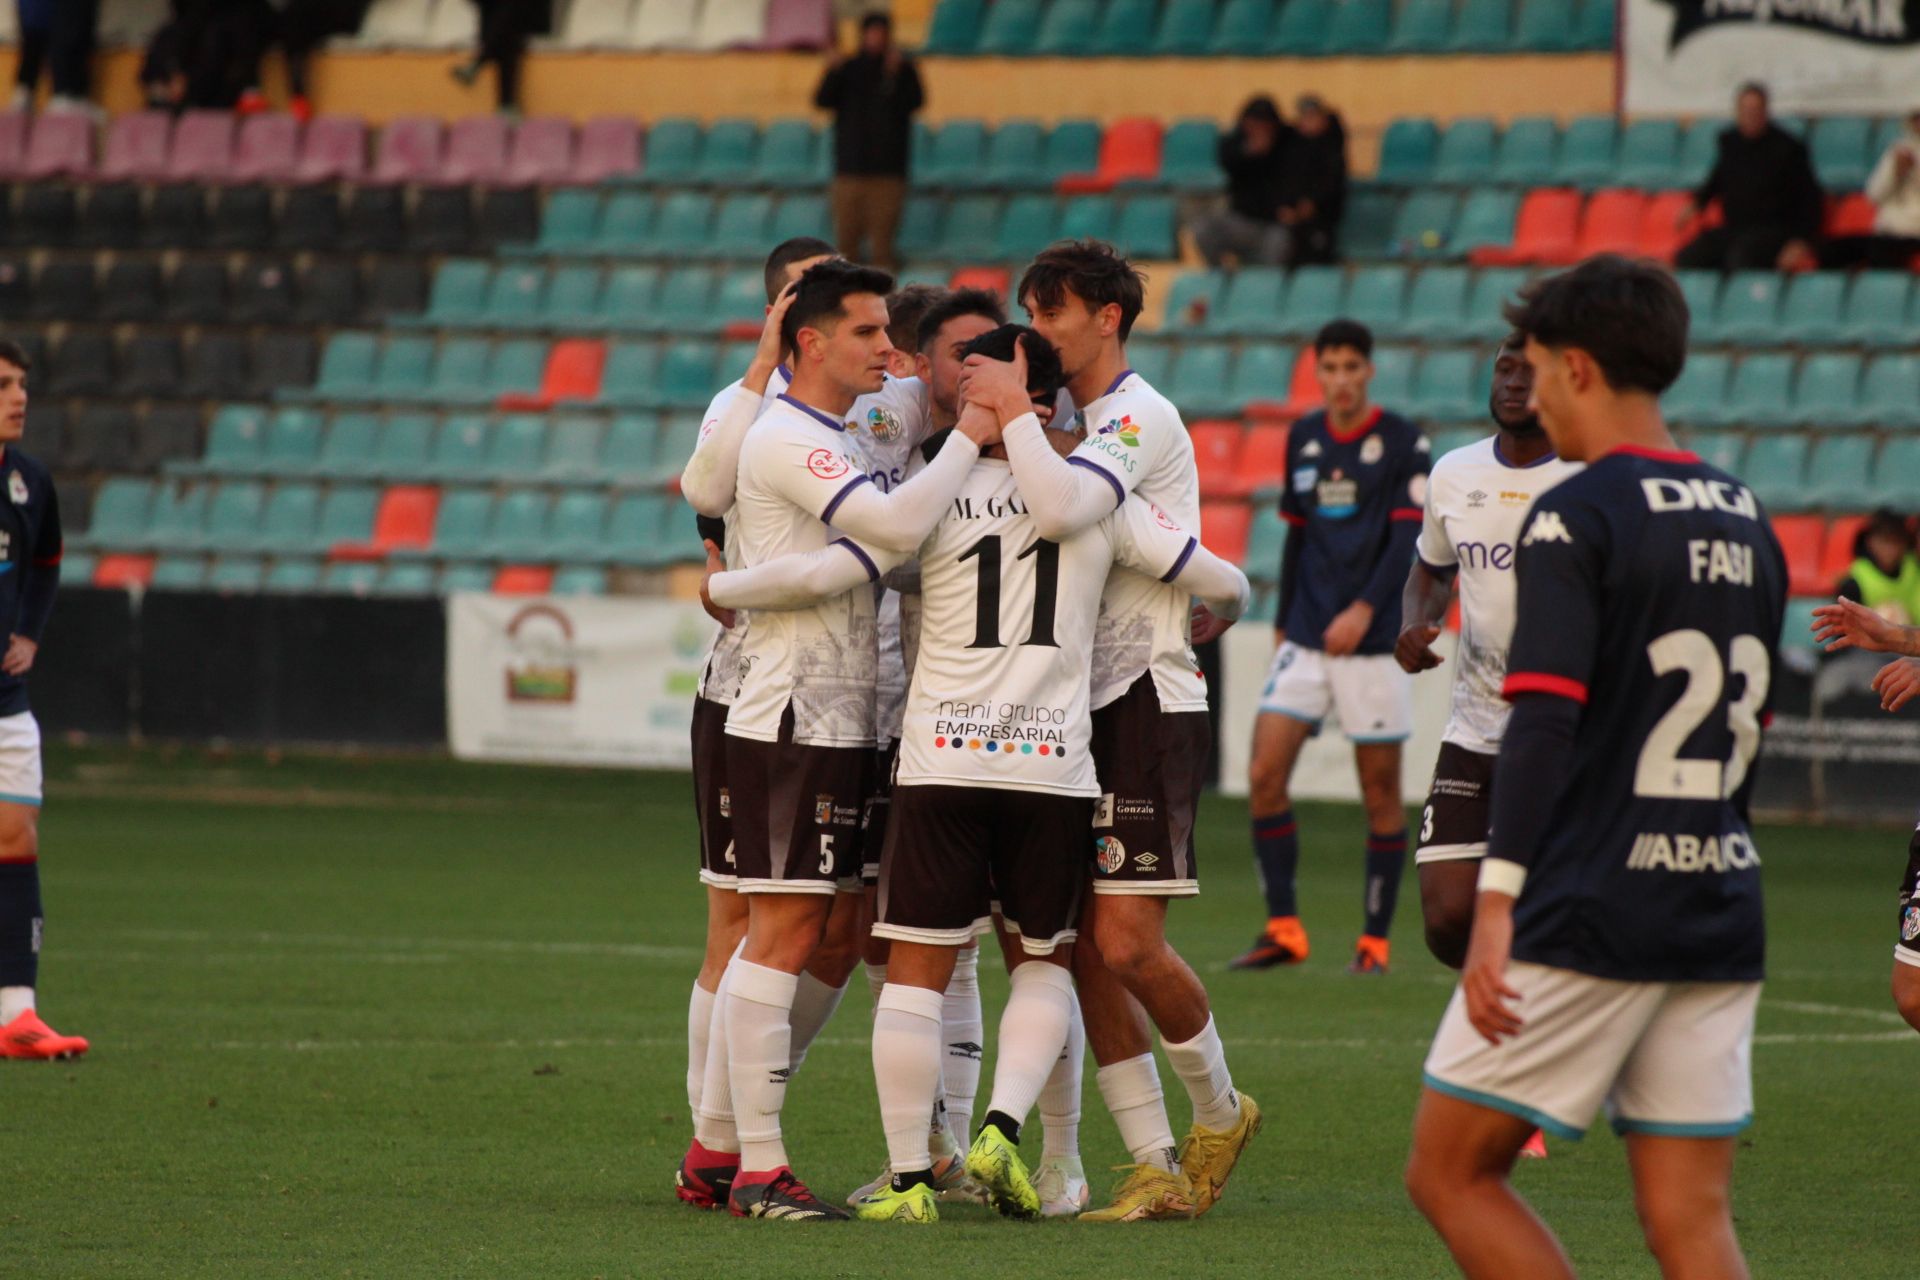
xmin=1837 ymin=272 xmax=1913 ymax=347
xmin=313 ymin=413 xmax=381 ymax=478
xmin=769 ymin=192 xmax=828 ymax=243
xmin=148 ymin=556 xmax=208 ymax=591
xmin=17 ymin=184 xmax=77 ymax=248
xmin=373 ymin=561 xmax=435 ymax=595
xmin=1791 ymin=352 xmax=1863 ymax=427
xmin=1114 ymin=194 xmax=1177 ymax=258
xmin=191 ymin=481 xmax=267 ymax=554
xmin=1720 ymin=352 xmax=1795 ymax=429
xmin=1269 ymin=0 xmax=1331 ymax=52
xmin=167 ymin=110 xmax=235 ymax=182
xmin=1386 ymin=0 xmax=1451 ymax=50
xmin=924 ymin=0 xmax=985 ymax=53
xmin=1093 ymin=0 xmax=1159 ymax=53
xmin=1825 ymin=193 xmax=1877 ymax=238
xmin=1200 ymin=502 xmax=1253 ymax=563
xmin=601 ymin=414 xmax=660 ymax=480
xmin=228 ymin=258 xmax=294 ymax=325
xmin=1470 ymin=188 xmax=1579 ymax=265
xmin=426 ymin=415 xmax=490 ymax=481
xmin=1573 ymin=189 xmax=1646 ymax=258
xmin=1041 ymin=122 xmax=1103 ymax=188
xmin=365 ymin=334 xmax=438 ymax=404
xmin=1661 ymin=350 xmax=1729 ymax=424
xmin=1056 ymin=195 xmax=1117 ymax=245
xmin=1449 ymin=0 xmax=1514 ymax=50
xmin=1448 ymin=191 xmax=1524 ymax=264
xmin=479 ymin=263 xmax=547 ymax=328
xmin=121 ymin=333 xmax=184 ymax=398
xmin=1637 ymin=191 xmax=1693 ymax=261
xmin=369 ymin=414 xmax=436 ymax=478
xmin=1573 ymin=0 xmax=1615 ymax=44
xmin=1493 ymin=117 xmax=1559 ymax=186
xmin=261 ymin=409 xmax=325 ymax=476
xmin=945 ymin=195 xmax=1007 ymax=259
xmin=1777 ymin=272 xmax=1847 ymax=345
xmin=978 ymin=0 xmax=1045 ymax=53
xmin=560 ymin=0 xmax=637 ymax=45
xmin=267 ymin=184 xmax=335 ymax=252
xmin=1683 ymin=430 xmax=1745 ymax=477
xmin=1059 ymin=118 xmax=1163 ymax=193
xmin=78 ymin=478 xmax=155 ymax=549
xmin=979 ymin=121 xmax=1049 ymax=190
xmin=1153 ymin=0 xmax=1220 ymax=54
xmin=637 ymin=117 xmax=701 ymax=185
xmin=138 ymin=405 xmax=204 ymax=472
xmin=142 ymin=182 xmax=208 ymax=250
xmin=1375 ymin=118 xmax=1438 ymax=185
xmin=1166 ymin=344 xmax=1235 ymax=418
xmin=1237 ymin=425 xmax=1291 ymax=497
xmin=1872 ymin=439 xmax=1920 ymax=508
xmin=100 ymin=260 xmax=162 ymax=323
xmin=759 ymin=0 xmax=831 ymax=49
xmin=692 ymin=0 xmax=765 ymax=49
xmin=513 ymin=339 xmax=606 ymax=408
xmin=483 ymin=489 xmax=549 ymax=559
xmin=1369 ymin=345 xmax=1417 ymax=405
xmin=1701 ymin=270 xmax=1784 ymax=344
xmin=653 ymin=414 xmax=704 ymax=483
xmin=1209 ymin=266 xmax=1286 ymax=335
xmin=1343 ymin=265 xmax=1409 ymax=334
xmin=1407 ymin=348 xmax=1481 ymax=420
xmin=440 ymin=115 xmax=510 ymax=185
xmin=1324 ymin=0 xmax=1390 ymax=52
xmin=754 ymin=119 xmax=821 ymax=188
xmin=585 ymin=191 xmax=651 ymax=255
xmin=206 ymin=556 xmax=266 ymax=593
xmin=196 ymin=407 xmax=269 ymax=476
xmin=1857 ymin=354 xmax=1920 ymax=428
xmin=696 ymin=118 xmax=759 ymax=186
xmin=31 ymin=260 xmax=95 ymax=321
xmin=646 ymin=191 xmax=716 ymax=256
xmin=505 ymin=117 xmax=576 ymax=187
xmin=604 ymin=493 xmax=669 ymax=564
xmin=575 ymin=116 xmax=641 ymax=183
xmin=358 ymin=485 xmax=438 ymax=554
xmin=1803 ymin=434 xmax=1876 ymax=510
xmin=1810 ymin=116 xmax=1875 ymax=190
xmin=1513 ymin=0 xmax=1577 ymax=49
xmin=418 ymin=259 xmax=492 ymax=327
xmin=1162 ymin=269 xmax=1224 ymax=330
xmin=1676 ymin=119 xmax=1722 ymax=188
xmin=535 ymin=418 xmax=605 ymax=484
xmin=1030 ymin=0 xmax=1095 ymax=51
xmin=1398 ymin=266 xmax=1470 ymax=341
xmin=371 ymin=116 xmax=444 ymax=184
xmin=144 ymin=481 xmax=212 ymax=552
xmin=250 ymin=332 xmax=318 ymax=396
xmin=289 ymin=115 xmax=365 ymax=185
xmin=657 ymin=341 xmax=719 ymax=410
xmin=320 ymin=561 xmax=379 ymax=593
xmin=1127 ymin=339 xmax=1174 ymax=388
xmin=1432 ymin=118 xmax=1497 ymax=184
xmin=551 ymin=565 xmax=608 ymax=595
xmin=707 ymin=193 xmax=774 ymax=259
xmin=422 ymin=488 xmax=492 ymax=559
xmin=1224 ymin=344 xmax=1297 ymax=419
xmin=1771 ymin=515 xmax=1827 ymax=596
xmin=1615 ymin=119 xmax=1681 ymax=188
xmin=652 ymin=266 xmax=720 ymax=332
xmin=1390 ymin=189 xmax=1457 ymax=257
xmin=1341 ymin=188 xmax=1401 ymax=259
xmin=1211 ymin=0 xmax=1277 ymax=51
xmin=599 ymin=343 xmax=662 ymax=409
xmin=70 ymin=181 xmax=134 ymax=250
xmin=23 ymin=111 xmax=91 ymax=181
xmin=493 ymin=565 xmax=555 ymax=596
xmin=100 ymin=111 xmax=172 ymax=182
xmin=409 ymin=187 xmax=474 ymax=254
xmin=342 ymin=185 xmax=406 ymax=253
xmin=1555 ymin=115 xmax=1618 ymax=186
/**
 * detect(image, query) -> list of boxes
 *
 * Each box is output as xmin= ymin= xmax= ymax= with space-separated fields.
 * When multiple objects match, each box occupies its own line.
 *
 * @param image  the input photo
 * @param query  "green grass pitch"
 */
xmin=8 ymin=744 xmax=1914 ymax=1278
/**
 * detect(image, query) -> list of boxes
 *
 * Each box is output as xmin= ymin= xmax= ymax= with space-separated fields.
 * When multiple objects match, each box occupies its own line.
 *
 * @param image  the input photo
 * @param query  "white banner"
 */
xmin=1624 ymin=0 xmax=1920 ymax=116
xmin=446 ymin=593 xmax=712 ymax=768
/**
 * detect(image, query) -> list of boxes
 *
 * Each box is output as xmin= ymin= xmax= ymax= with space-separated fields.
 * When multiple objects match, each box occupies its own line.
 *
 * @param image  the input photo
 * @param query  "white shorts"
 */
xmin=0 ymin=712 xmax=42 ymax=806
xmin=1424 ymin=961 xmax=1760 ymax=1141
xmin=1257 ymin=643 xmax=1413 ymax=742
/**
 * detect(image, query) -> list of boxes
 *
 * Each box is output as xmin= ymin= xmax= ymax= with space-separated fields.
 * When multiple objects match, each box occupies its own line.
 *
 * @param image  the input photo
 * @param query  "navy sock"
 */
xmin=1252 ymin=810 xmax=1299 ymax=920
xmin=0 ymin=859 xmax=41 ymax=988
xmin=1362 ymin=831 xmax=1408 ymax=939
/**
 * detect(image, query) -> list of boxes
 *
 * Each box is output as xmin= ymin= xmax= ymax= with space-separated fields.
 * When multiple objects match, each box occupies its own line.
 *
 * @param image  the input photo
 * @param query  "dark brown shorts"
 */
xmin=876 ymin=784 xmax=1091 ymax=955
xmin=1416 ymin=742 xmax=1496 ymax=865
xmin=862 ymin=739 xmax=899 ymax=887
xmin=724 ymin=707 xmax=872 ymax=896
xmin=691 ymin=695 xmax=736 ymax=887
xmin=1088 ymin=674 xmax=1208 ymax=896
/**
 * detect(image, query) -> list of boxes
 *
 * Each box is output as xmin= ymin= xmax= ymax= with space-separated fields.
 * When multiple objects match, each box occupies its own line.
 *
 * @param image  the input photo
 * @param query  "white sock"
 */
xmin=787 ymin=970 xmax=848 ymax=1074
xmin=941 ymin=947 xmax=984 ymax=1143
xmin=725 ymin=960 xmax=799 ymax=1172
xmin=1039 ymin=994 xmax=1084 ymax=1160
xmin=692 ymin=963 xmax=739 ymax=1153
xmin=0 ymin=985 xmax=32 ymax=1023
xmin=686 ymin=981 xmax=716 ymax=1127
xmin=1162 ymin=1014 xmax=1241 ymax=1131
xmin=873 ymin=983 xmax=945 ymax=1175
xmin=983 ymin=961 xmax=1074 ymax=1128
xmin=1096 ymin=1053 xmax=1179 ymax=1173
xmin=865 ymin=962 xmax=888 ymax=1014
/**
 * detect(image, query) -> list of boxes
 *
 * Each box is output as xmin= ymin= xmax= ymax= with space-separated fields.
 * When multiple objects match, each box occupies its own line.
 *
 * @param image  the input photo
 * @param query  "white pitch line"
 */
xmin=106 ymin=928 xmax=697 ymax=961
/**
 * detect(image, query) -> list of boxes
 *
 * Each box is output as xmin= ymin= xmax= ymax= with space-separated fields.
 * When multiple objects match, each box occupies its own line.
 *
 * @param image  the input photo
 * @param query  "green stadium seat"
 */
xmin=1342 ymin=265 xmax=1409 ymax=333
xmin=260 ymin=408 xmax=324 ymax=476
xmin=149 ymin=556 xmax=207 ymax=591
xmin=978 ymin=121 xmax=1049 ymax=189
xmin=414 ymin=259 xmax=492 ymax=328
xmin=484 ymin=415 xmax=547 ymax=479
xmin=1810 ymin=117 xmax=1875 ymax=189
xmin=547 ymin=491 xmax=610 ymax=559
xmin=1449 ymin=0 xmax=1513 ymax=50
xmin=1873 ymin=115 xmax=1910 ymax=160
xmin=1673 ymin=269 xmax=1722 ymax=333
xmin=602 ymin=414 xmax=661 ymax=480
xmin=295 ymin=332 xmax=378 ymax=403
xmin=1872 ymin=437 xmax=1920 ymax=508
xmin=1400 ymin=266 xmax=1470 ymax=340
xmin=1615 ymin=119 xmax=1680 ymax=188
xmin=654 ymin=414 xmax=704 ymax=483
xmin=1858 ymin=354 xmax=1920 ymax=427
xmin=1791 ymin=352 xmax=1863 ymax=427
xmin=364 ymin=334 xmax=436 ymax=404
xmin=178 ymin=483 xmax=249 ymax=555
xmin=895 ymin=197 xmax=944 ymax=257
xmin=311 ymin=412 xmax=379 ymax=478
xmin=1573 ymin=0 xmax=1614 ymax=45
xmin=205 ymin=555 xmax=264 ymax=592
xmin=1662 ymin=350 xmax=1730 ymax=424
xmin=1245 ymin=505 xmax=1288 ymax=578
xmin=1269 ymin=0 xmax=1331 ymax=52
xmin=372 ymin=561 xmax=434 ymax=595
xmin=1162 ymin=269 xmax=1224 ymax=330
xmin=317 ymin=485 xmax=378 ymax=546
xmin=147 ymin=482 xmax=213 ymax=552
xmin=537 ymin=417 xmax=605 ymax=483
xmin=650 ymin=266 xmax=717 ymax=333
xmin=1386 ymin=0 xmax=1451 ymax=51
xmin=1209 ymin=266 xmax=1287 ymax=334
xmin=483 ymin=490 xmax=548 ymax=559
xmin=703 ymin=194 xmax=773 ymax=261
xmin=528 ymin=189 xmax=599 ymax=256
xmin=755 ymin=119 xmax=821 ymax=188
xmin=418 ymin=338 xmax=495 ymax=405
xmin=479 ymin=263 xmax=546 ymax=329
xmin=1094 ymin=0 xmax=1160 ymax=53
xmin=1278 ymin=265 xmax=1343 ymax=337
xmin=1555 ymin=115 xmax=1618 ymax=187
xmin=1838 ymin=272 xmax=1913 ymax=347
xmin=943 ymin=195 xmax=1005 ymax=259
xmin=1493 ymin=117 xmax=1559 ymax=185
xmin=997 ymin=194 xmax=1058 ymax=260
xmin=1126 ymin=338 xmax=1174 ymax=387
xmin=423 ymin=488 xmax=492 ymax=559
xmin=696 ymin=119 xmax=758 ymax=186
xmin=1513 ymin=0 xmax=1577 ymax=48
xmin=1058 ymin=195 xmax=1118 ymax=245
xmin=590 ymin=191 xmax=653 ymax=254
xmin=1407 ymin=348 xmax=1480 ymax=420
xmin=1376 ymin=118 xmax=1439 ymax=185
xmin=1391 ymin=189 xmax=1457 ymax=257
xmin=1428 ymin=428 xmax=1482 ymax=456
xmin=317 ymin=560 xmax=377 ymax=593
xmin=1369 ymin=345 xmax=1417 ymax=404
xmin=1777 ymin=272 xmax=1847 ymax=345
xmin=925 ymin=0 xmax=985 ymax=52
xmin=596 ymin=264 xmax=660 ymax=332
xmin=1462 ymin=265 xmax=1527 ymax=338
xmin=436 ymin=563 xmax=493 ymax=594
xmin=1682 ymin=431 xmax=1745 ymax=476
xmin=600 ymin=343 xmax=662 ymax=410
xmin=1702 ymin=270 xmax=1784 ymax=344
xmin=428 ymin=414 xmax=490 ymax=481
xmin=1721 ymin=352 xmax=1795 ymax=429
xmin=1154 ymin=0 xmax=1220 ymax=54
xmin=540 ymin=264 xmax=604 ymax=330
xmin=978 ymin=0 xmax=1045 ymax=53
xmin=1042 ymin=121 xmax=1103 ymax=186
xmin=1741 ymin=435 xmax=1807 ymax=511
xmin=81 ymin=478 xmax=155 ymax=548
xmin=1324 ymin=0 xmax=1389 ymax=51
xmin=1803 ymin=434 xmax=1875 ymax=509
xmin=1115 ymin=194 xmax=1176 ymax=258
xmin=658 ymin=501 xmax=704 ymax=565
xmin=264 ymin=557 xmax=320 ymax=592
xmin=195 ymin=406 xmax=269 ymax=475
xmin=638 ymin=118 xmax=702 ymax=185
xmin=645 ymin=192 xmax=715 ymax=257
xmin=247 ymin=483 xmax=321 ymax=554
xmin=1225 ymin=343 xmax=1297 ymax=414
xmin=703 ymin=269 xmax=762 ymax=332
xmin=1166 ymin=343 xmax=1234 ymax=417
xmin=604 ymin=493 xmax=668 ymax=565
xmin=1340 ymin=187 xmax=1400 ymax=259
xmin=1210 ymin=0 xmax=1276 ymax=52
xmin=366 ymin=413 xmax=433 ymax=478
xmin=1433 ymin=118 xmax=1497 ymax=185
xmin=918 ymin=121 xmax=988 ymax=188
xmin=1448 ymin=190 xmax=1521 ymax=263
xmin=551 ymin=564 xmax=608 ymax=596
xmin=769 ymin=192 xmax=828 ymax=244
xmin=1036 ymin=0 xmax=1100 ymax=53
xmin=1676 ymin=120 xmax=1722 ymax=188
xmin=659 ymin=341 xmax=719 ymax=410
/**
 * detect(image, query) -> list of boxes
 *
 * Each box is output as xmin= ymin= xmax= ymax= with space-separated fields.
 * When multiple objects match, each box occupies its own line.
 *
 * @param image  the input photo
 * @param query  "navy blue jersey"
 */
xmin=0 ymin=448 xmax=62 ymax=717
xmin=1277 ymin=407 xmax=1429 ymax=655
xmin=1500 ymin=447 xmax=1786 ymax=983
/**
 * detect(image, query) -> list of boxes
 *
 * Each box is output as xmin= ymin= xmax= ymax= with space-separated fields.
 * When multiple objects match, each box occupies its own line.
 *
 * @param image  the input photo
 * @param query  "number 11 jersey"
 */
xmin=1500 ymin=446 xmax=1787 ymax=983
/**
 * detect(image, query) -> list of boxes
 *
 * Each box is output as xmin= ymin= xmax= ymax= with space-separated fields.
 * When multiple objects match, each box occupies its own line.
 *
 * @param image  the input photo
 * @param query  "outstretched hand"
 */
xmin=1873 ymin=657 xmax=1920 ymax=712
xmin=1812 ymin=596 xmax=1919 ymax=656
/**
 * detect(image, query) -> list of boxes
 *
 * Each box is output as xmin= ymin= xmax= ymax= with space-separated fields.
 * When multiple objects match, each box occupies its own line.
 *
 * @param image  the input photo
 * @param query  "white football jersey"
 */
xmin=1065 ymin=370 xmax=1207 ymax=713
xmin=727 ymin=395 xmax=882 ymax=748
xmin=899 ymin=457 xmax=1206 ymax=797
xmin=1416 ymin=435 xmax=1583 ymax=754
xmin=689 ymin=364 xmax=791 ymax=704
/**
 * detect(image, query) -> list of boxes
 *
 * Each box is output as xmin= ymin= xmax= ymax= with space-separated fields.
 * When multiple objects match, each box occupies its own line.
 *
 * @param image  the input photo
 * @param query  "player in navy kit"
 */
xmin=1234 ymin=320 xmax=1430 ymax=975
xmin=1405 ymin=257 xmax=1786 ymax=1280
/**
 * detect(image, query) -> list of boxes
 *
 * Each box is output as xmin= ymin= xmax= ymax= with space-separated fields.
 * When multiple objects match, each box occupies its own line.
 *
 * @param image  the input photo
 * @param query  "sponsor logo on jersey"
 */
xmin=1133 ymin=850 xmax=1160 ymax=871
xmin=1522 ymin=510 xmax=1573 ymax=545
xmin=1640 ymin=477 xmax=1759 ymax=520
xmin=1293 ymin=467 xmax=1317 ymax=493
xmin=1095 ymin=836 xmax=1127 ymax=874
xmin=1499 ymin=489 xmax=1532 ymax=507
xmin=1094 ymin=793 xmax=1115 ymax=826
xmin=1624 ymin=830 xmax=1761 ymax=873
xmin=806 ymin=448 xmax=850 ymax=480
xmin=1360 ymin=435 xmax=1384 ymax=465
xmin=1097 ymin=415 xmax=1141 ymax=447
xmin=1316 ymin=470 xmax=1359 ymax=519
xmin=815 ymin=794 xmax=835 ymax=825
xmin=861 ymin=405 xmax=904 ymax=442
xmin=1456 ymin=541 xmax=1516 ymax=571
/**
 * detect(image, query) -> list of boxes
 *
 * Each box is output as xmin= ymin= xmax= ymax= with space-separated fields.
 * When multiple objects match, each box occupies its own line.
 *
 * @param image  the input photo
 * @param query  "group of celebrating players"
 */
xmin=667 ymin=229 xmax=1796 ymax=1278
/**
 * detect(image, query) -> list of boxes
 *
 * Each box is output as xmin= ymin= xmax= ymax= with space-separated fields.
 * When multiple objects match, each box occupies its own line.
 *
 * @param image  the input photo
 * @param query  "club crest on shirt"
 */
xmin=814 ymin=794 xmax=835 ymax=825
xmin=1096 ymin=416 xmax=1141 ymax=447
xmin=1150 ymin=503 xmax=1178 ymax=530
xmin=5 ymin=472 xmax=24 ymax=506
xmin=858 ymin=405 xmax=904 ymax=442
xmin=1904 ymin=904 xmax=1920 ymax=942
xmin=1360 ymin=435 xmax=1384 ymax=465
xmin=1094 ymin=836 xmax=1127 ymax=874
xmin=806 ymin=448 xmax=849 ymax=480
xmin=1300 ymin=439 xmax=1323 ymax=458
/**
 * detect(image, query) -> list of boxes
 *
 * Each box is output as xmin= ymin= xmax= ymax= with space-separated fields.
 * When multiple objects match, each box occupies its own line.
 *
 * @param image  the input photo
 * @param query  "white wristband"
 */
xmin=1477 ymin=858 xmax=1528 ymax=898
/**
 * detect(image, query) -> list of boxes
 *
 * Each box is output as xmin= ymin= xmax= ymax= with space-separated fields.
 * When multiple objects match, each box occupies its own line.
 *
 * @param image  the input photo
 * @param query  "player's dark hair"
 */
xmin=0 ymin=339 xmax=29 ymax=373
xmin=1017 ymin=240 xmax=1146 ymax=341
xmin=763 ymin=236 xmax=837 ymax=304
xmin=1314 ymin=319 xmax=1373 ymax=359
xmin=885 ymin=284 xmax=947 ymax=355
xmin=782 ymin=259 xmax=896 ymax=353
xmin=915 ymin=287 xmax=1006 ymax=353
xmin=1501 ymin=255 xmax=1688 ymax=396
xmin=958 ymin=324 xmax=1066 ymax=404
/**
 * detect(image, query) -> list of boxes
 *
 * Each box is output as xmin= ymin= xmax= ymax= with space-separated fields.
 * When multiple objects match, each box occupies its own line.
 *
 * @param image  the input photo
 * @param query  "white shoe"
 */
xmin=846 ymin=1159 xmax=893 ymax=1207
xmin=847 ymin=1128 xmax=987 ymax=1207
xmin=1032 ymin=1154 xmax=1090 ymax=1217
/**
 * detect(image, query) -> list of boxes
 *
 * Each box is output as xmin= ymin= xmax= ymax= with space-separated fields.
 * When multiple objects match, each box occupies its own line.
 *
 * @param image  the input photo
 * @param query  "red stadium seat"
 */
xmin=93 ymin=554 xmax=155 ymax=589
xmin=1470 ymin=188 xmax=1581 ymax=266
xmin=1246 ymin=346 xmax=1322 ymax=421
xmin=1199 ymin=501 xmax=1253 ymax=564
xmin=99 ymin=111 xmax=173 ymax=182
xmin=1638 ymin=191 xmax=1694 ymax=263
xmin=1189 ymin=420 xmax=1244 ymax=499
xmin=759 ymin=0 xmax=833 ymax=48
xmin=574 ymin=116 xmax=642 ymax=184
xmin=1772 ymin=515 xmax=1827 ymax=597
xmin=1821 ymin=514 xmax=1867 ymax=589
xmin=494 ymin=565 xmax=555 ymax=595
xmin=1826 ymin=194 xmax=1877 ymax=238
xmin=506 ymin=117 xmax=576 ymax=186
xmin=371 ymin=116 xmax=445 ymax=185
xmin=1237 ymin=424 xmax=1290 ymax=496
xmin=23 ymin=110 xmax=92 ymax=180
xmin=440 ymin=116 xmax=511 ymax=186
xmin=166 ymin=110 xmax=236 ymax=182
xmin=0 ymin=111 xmax=26 ymax=178
xmin=294 ymin=115 xmax=368 ymax=183
xmin=336 ymin=485 xmax=440 ymax=558
xmin=1058 ymin=118 xmax=1164 ymax=194
xmin=230 ymin=112 xmax=301 ymax=183
xmin=1574 ymin=189 xmax=1647 ymax=259
xmin=948 ymin=266 xmax=1010 ymax=299
xmin=501 ymin=339 xmax=607 ymax=410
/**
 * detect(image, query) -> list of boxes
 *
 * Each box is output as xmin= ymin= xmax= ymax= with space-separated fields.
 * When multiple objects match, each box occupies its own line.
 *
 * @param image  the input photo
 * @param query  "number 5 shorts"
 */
xmin=1258 ymin=641 xmax=1413 ymax=743
xmin=724 ymin=707 xmax=872 ymax=896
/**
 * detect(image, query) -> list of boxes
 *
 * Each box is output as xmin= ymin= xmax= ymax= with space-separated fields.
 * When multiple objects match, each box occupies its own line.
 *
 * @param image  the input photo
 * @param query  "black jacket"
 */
xmin=1218 ymin=129 xmax=1289 ymax=222
xmin=814 ymin=53 xmax=925 ymax=178
xmin=1695 ymin=124 xmax=1824 ymax=239
xmin=1279 ymin=116 xmax=1348 ymax=263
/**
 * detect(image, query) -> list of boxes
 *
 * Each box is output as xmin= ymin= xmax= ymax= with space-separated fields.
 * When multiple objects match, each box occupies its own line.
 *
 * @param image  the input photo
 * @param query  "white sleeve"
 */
xmin=1110 ymin=497 xmax=1252 ymax=622
xmin=680 ymin=383 xmax=762 ymax=518
xmin=1866 ymin=145 xmax=1899 ymax=206
xmin=801 ymin=429 xmax=981 ymax=554
xmin=1000 ymin=411 xmax=1125 ymax=540
xmin=708 ymin=538 xmax=909 ymax=610
xmin=1415 ymin=467 xmax=1457 ymax=568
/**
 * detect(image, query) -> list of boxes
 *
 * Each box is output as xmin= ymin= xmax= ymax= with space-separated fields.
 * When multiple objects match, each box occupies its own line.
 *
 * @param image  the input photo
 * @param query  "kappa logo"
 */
xmin=1097 ymin=415 xmax=1141 ymax=447
xmin=1094 ymin=836 xmax=1127 ymax=875
xmin=1467 ymin=488 xmax=1488 ymax=509
xmin=1300 ymin=439 xmax=1323 ymax=458
xmin=1522 ymin=510 xmax=1573 ymax=546
xmin=806 ymin=448 xmax=850 ymax=480
xmin=948 ymin=1040 xmax=985 ymax=1061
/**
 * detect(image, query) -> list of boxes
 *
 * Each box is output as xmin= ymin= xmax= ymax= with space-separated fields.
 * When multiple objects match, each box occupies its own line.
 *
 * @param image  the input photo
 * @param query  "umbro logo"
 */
xmin=949 ymin=1040 xmax=984 ymax=1060
xmin=1467 ymin=488 xmax=1488 ymax=508
xmin=769 ymin=1067 xmax=792 ymax=1085
xmin=1522 ymin=511 xmax=1573 ymax=546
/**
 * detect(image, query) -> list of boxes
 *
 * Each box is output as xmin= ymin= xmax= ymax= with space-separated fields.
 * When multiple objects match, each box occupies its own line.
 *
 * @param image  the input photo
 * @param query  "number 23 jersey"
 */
xmin=1501 ymin=447 xmax=1787 ymax=983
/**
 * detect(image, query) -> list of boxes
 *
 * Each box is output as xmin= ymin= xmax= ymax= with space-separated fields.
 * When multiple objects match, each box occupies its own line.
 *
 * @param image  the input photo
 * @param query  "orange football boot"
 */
xmin=0 ymin=1009 xmax=89 ymax=1060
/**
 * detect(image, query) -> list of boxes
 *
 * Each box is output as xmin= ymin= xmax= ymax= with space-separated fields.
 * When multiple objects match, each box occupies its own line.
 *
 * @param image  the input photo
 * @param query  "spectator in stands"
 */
xmin=9 ymin=0 xmax=52 ymax=111
xmin=1837 ymin=509 xmax=1920 ymax=626
xmin=1192 ymin=95 xmax=1290 ymax=268
xmin=140 ymin=1 xmax=276 ymax=113
xmin=277 ymin=0 xmax=372 ymax=122
xmin=1821 ymin=110 xmax=1920 ymax=270
xmin=450 ymin=1 xmax=552 ymax=115
xmin=814 ymin=12 xmax=925 ymax=274
xmin=1278 ymin=94 xmax=1349 ymax=266
xmin=1676 ymin=82 xmax=1824 ymax=272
